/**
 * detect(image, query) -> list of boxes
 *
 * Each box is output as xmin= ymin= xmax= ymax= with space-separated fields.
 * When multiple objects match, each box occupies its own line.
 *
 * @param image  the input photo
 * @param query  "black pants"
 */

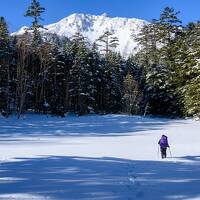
xmin=161 ymin=147 xmax=167 ymax=159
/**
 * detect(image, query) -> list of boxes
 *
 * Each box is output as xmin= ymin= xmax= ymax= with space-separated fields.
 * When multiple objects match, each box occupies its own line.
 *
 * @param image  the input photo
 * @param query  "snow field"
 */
xmin=0 ymin=114 xmax=200 ymax=199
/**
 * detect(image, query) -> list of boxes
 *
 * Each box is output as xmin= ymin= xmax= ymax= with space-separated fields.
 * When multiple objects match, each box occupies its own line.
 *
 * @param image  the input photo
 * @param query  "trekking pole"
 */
xmin=168 ymin=147 xmax=172 ymax=158
xmin=157 ymin=145 xmax=160 ymax=159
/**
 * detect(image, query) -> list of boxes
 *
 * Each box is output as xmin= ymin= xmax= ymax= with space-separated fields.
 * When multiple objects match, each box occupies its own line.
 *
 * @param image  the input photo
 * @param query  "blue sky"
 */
xmin=1 ymin=0 xmax=200 ymax=32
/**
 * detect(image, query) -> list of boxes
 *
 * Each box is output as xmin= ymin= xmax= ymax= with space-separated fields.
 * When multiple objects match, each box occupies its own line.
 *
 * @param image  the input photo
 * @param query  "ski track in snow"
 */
xmin=0 ymin=114 xmax=200 ymax=200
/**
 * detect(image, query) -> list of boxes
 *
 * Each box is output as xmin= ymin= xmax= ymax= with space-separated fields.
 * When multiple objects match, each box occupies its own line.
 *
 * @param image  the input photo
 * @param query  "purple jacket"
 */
xmin=158 ymin=135 xmax=169 ymax=148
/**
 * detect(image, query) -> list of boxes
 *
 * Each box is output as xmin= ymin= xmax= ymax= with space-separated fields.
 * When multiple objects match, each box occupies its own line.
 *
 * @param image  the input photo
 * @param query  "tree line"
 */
xmin=0 ymin=0 xmax=200 ymax=118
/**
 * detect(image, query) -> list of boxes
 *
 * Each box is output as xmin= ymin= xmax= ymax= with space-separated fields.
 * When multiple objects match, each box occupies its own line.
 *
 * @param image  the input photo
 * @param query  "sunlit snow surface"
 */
xmin=0 ymin=114 xmax=200 ymax=200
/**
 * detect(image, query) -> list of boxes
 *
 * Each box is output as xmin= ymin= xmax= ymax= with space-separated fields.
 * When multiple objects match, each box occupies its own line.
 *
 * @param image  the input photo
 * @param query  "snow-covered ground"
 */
xmin=0 ymin=114 xmax=199 ymax=200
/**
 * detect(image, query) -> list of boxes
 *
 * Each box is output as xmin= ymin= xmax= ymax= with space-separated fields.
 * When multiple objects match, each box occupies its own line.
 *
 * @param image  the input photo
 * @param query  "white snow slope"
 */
xmin=0 ymin=114 xmax=200 ymax=200
xmin=13 ymin=13 xmax=147 ymax=57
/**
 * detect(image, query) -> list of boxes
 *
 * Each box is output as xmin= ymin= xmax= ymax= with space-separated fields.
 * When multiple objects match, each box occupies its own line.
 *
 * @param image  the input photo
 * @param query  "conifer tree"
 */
xmin=106 ymin=52 xmax=124 ymax=112
xmin=23 ymin=0 xmax=46 ymax=114
xmin=135 ymin=7 xmax=182 ymax=115
xmin=69 ymin=33 xmax=95 ymax=115
xmin=97 ymin=30 xmax=119 ymax=59
xmin=25 ymin=0 xmax=45 ymax=46
xmin=177 ymin=22 xmax=200 ymax=117
xmin=86 ymin=43 xmax=102 ymax=113
xmin=0 ymin=17 xmax=12 ymax=116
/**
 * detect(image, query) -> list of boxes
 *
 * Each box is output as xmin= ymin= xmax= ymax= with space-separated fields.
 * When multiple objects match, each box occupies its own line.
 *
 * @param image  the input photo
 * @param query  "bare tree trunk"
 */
xmin=16 ymin=39 xmax=29 ymax=118
xmin=144 ymin=102 xmax=149 ymax=117
xmin=64 ymin=72 xmax=69 ymax=112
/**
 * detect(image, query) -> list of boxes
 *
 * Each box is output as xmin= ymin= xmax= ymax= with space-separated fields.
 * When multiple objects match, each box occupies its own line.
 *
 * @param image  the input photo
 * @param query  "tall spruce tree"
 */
xmin=158 ymin=7 xmax=182 ymax=116
xmin=106 ymin=52 xmax=124 ymax=112
xmin=0 ymin=17 xmax=12 ymax=116
xmin=23 ymin=0 xmax=46 ymax=114
xmin=69 ymin=33 xmax=96 ymax=115
xmin=96 ymin=31 xmax=120 ymax=112
xmin=86 ymin=43 xmax=102 ymax=113
xmin=135 ymin=7 xmax=182 ymax=116
xmin=25 ymin=0 xmax=45 ymax=46
xmin=176 ymin=22 xmax=200 ymax=117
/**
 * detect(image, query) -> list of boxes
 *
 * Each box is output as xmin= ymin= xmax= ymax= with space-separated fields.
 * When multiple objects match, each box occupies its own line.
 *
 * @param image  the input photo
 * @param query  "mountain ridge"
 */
xmin=13 ymin=13 xmax=148 ymax=57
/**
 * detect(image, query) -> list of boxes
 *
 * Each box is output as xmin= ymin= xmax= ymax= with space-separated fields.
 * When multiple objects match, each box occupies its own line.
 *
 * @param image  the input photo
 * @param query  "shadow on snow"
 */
xmin=0 ymin=156 xmax=199 ymax=199
xmin=0 ymin=114 xmax=186 ymax=137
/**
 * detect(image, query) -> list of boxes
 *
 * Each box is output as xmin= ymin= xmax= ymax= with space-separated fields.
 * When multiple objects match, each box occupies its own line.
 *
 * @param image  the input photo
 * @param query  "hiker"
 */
xmin=158 ymin=135 xmax=170 ymax=159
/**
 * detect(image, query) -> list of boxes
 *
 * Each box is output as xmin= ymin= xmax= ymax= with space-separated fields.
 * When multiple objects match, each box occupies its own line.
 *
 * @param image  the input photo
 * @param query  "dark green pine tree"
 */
xmin=86 ymin=43 xmax=102 ymax=113
xmin=158 ymin=7 xmax=182 ymax=116
xmin=89 ymin=43 xmax=107 ymax=113
xmin=96 ymin=30 xmax=119 ymax=60
xmin=69 ymin=33 xmax=95 ymax=115
xmin=60 ymin=38 xmax=74 ymax=113
xmin=96 ymin=31 xmax=120 ymax=112
xmin=47 ymin=44 xmax=66 ymax=116
xmin=134 ymin=19 xmax=161 ymax=99
xmin=135 ymin=20 xmax=167 ymax=115
xmin=23 ymin=0 xmax=46 ymax=114
xmin=24 ymin=0 xmax=45 ymax=46
xmin=0 ymin=17 xmax=12 ymax=116
xmin=135 ymin=20 xmax=160 ymax=67
xmin=8 ymin=36 xmax=18 ymax=114
xmin=135 ymin=7 xmax=182 ymax=116
xmin=106 ymin=52 xmax=124 ymax=113
xmin=159 ymin=7 xmax=182 ymax=46
xmin=176 ymin=22 xmax=200 ymax=117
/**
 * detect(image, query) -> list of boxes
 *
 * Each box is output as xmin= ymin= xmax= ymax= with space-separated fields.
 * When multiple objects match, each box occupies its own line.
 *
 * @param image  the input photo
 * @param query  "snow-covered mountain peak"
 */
xmin=101 ymin=13 xmax=108 ymax=17
xmin=13 ymin=13 xmax=148 ymax=57
xmin=15 ymin=26 xmax=29 ymax=35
